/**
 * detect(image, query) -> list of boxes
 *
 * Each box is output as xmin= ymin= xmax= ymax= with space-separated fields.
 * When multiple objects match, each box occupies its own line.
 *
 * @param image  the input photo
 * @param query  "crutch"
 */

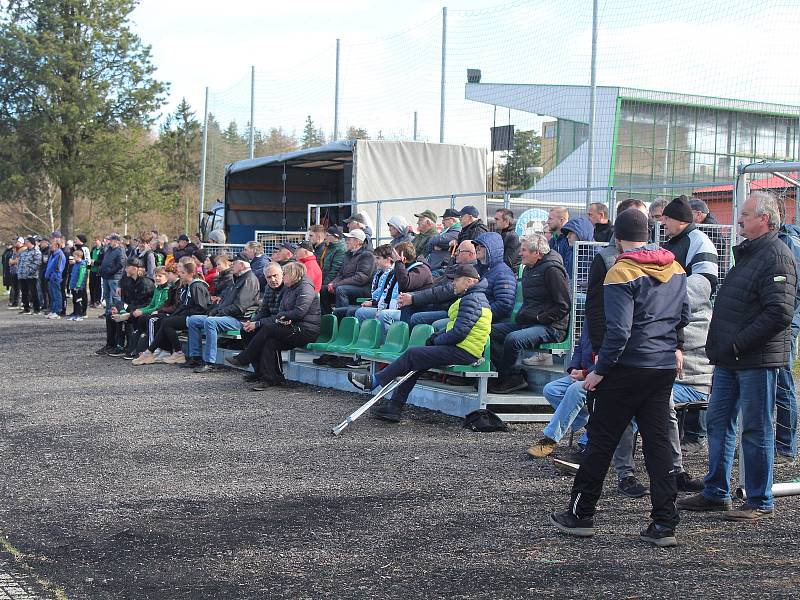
xmin=331 ymin=370 xmax=419 ymax=436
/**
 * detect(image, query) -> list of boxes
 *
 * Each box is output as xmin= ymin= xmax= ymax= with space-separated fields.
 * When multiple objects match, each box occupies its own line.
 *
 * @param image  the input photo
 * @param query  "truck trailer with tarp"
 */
xmin=222 ymin=140 xmax=487 ymax=245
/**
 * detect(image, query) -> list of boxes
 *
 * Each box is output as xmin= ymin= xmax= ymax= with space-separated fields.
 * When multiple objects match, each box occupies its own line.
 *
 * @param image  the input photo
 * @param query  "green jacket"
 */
xmin=321 ymin=240 xmax=346 ymax=286
xmin=412 ymin=228 xmax=435 ymax=258
xmin=139 ymin=283 xmax=170 ymax=315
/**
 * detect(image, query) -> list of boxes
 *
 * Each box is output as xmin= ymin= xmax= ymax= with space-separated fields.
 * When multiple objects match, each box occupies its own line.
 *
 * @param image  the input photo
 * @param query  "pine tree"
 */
xmin=497 ymin=129 xmax=542 ymax=190
xmin=301 ymin=116 xmax=325 ymax=148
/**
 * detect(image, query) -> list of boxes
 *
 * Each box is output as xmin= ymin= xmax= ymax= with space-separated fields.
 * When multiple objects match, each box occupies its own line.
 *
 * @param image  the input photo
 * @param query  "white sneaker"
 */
xmin=153 ymin=349 xmax=169 ymax=363
xmin=522 ymin=353 xmax=553 ymax=366
xmin=162 ymin=351 xmax=186 ymax=365
xmin=74 ymin=316 xmax=84 ymax=322
xmin=46 ymin=313 xmax=61 ymax=320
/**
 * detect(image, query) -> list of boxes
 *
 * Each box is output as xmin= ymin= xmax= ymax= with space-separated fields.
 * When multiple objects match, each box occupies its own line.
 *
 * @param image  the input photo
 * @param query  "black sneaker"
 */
xmin=107 ymin=346 xmax=126 ymax=357
xmin=639 ymin=522 xmax=677 ymax=547
xmin=549 ymin=510 xmax=596 ymax=538
xmin=243 ymin=372 xmax=261 ymax=383
xmin=122 ymin=352 xmax=138 ymax=360
xmin=345 ymin=358 xmax=366 ymax=368
xmin=95 ymin=345 xmax=113 ymax=355
xmin=676 ymin=493 xmax=732 ymax=512
xmin=193 ymin=363 xmax=216 ymax=374
xmin=488 ymin=373 xmax=528 ymax=394
xmin=370 ymin=399 xmax=403 ymax=423
xmin=225 ymin=355 xmax=248 ymax=367
xmin=312 ymin=354 xmax=335 ymax=366
xmin=681 ymin=440 xmax=707 ymax=454
xmin=179 ymin=357 xmax=203 ymax=368
xmin=618 ymin=476 xmax=649 ymax=498
xmin=676 ymin=471 xmax=704 ymax=493
xmin=348 ymin=372 xmax=373 ymax=392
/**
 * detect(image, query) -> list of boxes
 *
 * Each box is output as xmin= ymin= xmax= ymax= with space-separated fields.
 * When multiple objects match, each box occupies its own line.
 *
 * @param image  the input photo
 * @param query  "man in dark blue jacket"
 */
xmin=473 ymin=232 xmax=516 ymax=323
xmin=348 ymin=264 xmax=491 ymax=424
xmin=44 ymin=238 xmax=66 ymax=318
xmin=552 ymin=208 xmax=689 ymax=548
xmin=98 ymin=235 xmax=125 ymax=317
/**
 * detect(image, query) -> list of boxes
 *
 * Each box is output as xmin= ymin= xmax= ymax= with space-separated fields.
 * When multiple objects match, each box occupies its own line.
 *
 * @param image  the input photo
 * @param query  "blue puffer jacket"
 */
xmin=551 ymin=216 xmax=594 ymax=279
xmin=473 ymin=232 xmax=516 ymax=321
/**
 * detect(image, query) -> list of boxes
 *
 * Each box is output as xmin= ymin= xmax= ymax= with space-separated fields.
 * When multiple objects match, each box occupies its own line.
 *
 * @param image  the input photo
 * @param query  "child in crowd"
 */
xmin=68 ymin=249 xmax=88 ymax=321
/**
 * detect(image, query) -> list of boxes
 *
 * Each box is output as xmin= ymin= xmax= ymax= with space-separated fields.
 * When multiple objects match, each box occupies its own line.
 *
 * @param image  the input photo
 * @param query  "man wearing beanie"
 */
xmin=661 ymin=195 xmax=719 ymax=296
xmin=551 ymin=207 xmax=690 ymax=548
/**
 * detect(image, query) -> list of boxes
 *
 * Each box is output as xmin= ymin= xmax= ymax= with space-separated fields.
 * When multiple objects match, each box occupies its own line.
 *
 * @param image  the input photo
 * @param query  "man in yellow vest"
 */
xmin=348 ymin=264 xmax=492 ymax=423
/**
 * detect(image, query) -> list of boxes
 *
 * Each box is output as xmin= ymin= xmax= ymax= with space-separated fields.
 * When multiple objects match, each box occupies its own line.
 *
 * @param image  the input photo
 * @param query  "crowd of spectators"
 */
xmin=3 ymin=194 xmax=799 ymax=547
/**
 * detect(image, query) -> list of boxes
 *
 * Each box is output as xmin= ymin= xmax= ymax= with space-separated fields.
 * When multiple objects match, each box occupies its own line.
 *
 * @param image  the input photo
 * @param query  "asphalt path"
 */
xmin=0 ymin=306 xmax=799 ymax=599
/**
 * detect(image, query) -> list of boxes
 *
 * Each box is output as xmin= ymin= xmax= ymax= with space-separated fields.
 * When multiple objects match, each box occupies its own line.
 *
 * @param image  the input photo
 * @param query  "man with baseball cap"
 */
xmin=348 ymin=263 xmax=491 ymax=423
xmin=344 ymin=213 xmax=373 ymax=249
xmin=322 ymin=228 xmax=376 ymax=312
xmin=412 ymin=210 xmax=438 ymax=258
xmin=551 ymin=208 xmax=689 ymax=548
xmin=452 ymin=205 xmax=488 ymax=248
xmin=425 ymin=208 xmax=462 ymax=272
xmin=689 ymin=198 xmax=718 ymax=225
xmin=271 ymin=242 xmax=297 ymax=266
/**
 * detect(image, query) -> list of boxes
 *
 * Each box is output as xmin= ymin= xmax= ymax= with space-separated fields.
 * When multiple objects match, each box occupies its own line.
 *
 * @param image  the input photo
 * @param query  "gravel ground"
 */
xmin=0 ymin=306 xmax=799 ymax=599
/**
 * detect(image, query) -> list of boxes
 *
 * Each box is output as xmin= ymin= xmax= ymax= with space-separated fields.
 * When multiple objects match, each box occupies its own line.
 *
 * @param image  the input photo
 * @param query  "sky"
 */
xmin=130 ymin=0 xmax=800 ymax=152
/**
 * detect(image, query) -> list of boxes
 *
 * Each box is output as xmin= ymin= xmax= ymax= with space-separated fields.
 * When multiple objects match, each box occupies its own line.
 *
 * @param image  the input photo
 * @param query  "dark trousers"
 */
xmin=149 ymin=315 xmax=188 ymax=353
xmin=89 ymin=272 xmax=102 ymax=306
xmin=8 ymin=274 xmax=19 ymax=305
xmin=20 ymin=278 xmax=41 ymax=312
xmin=376 ymin=345 xmax=476 ymax=405
xmin=571 ymin=365 xmax=679 ymax=528
xmin=72 ymin=288 xmax=87 ymax=316
xmin=39 ymin=273 xmax=49 ymax=309
xmin=105 ymin=316 xmax=123 ymax=348
xmin=238 ymin=322 xmax=318 ymax=383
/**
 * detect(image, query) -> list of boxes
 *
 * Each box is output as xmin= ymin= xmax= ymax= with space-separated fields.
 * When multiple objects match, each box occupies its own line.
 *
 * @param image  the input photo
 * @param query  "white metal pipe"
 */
xmin=585 ymin=0 xmax=598 ymax=210
xmin=739 ymin=161 xmax=800 ymax=174
xmin=333 ymin=39 xmax=341 ymax=141
xmin=248 ymin=66 xmax=255 ymax=160
xmin=439 ymin=7 xmax=447 ymax=144
xmin=736 ymin=482 xmax=800 ymax=500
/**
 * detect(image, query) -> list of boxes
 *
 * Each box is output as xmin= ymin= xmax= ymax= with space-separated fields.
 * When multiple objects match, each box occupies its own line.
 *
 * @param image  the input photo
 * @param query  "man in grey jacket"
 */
xmin=185 ymin=260 xmax=261 ymax=373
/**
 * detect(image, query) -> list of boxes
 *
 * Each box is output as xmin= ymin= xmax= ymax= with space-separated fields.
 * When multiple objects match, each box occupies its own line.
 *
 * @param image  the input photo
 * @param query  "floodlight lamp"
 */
xmin=467 ymin=69 xmax=482 ymax=84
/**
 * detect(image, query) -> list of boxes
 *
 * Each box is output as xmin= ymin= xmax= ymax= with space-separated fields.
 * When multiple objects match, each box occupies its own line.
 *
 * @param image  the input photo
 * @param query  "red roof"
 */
xmin=694 ymin=174 xmax=799 ymax=194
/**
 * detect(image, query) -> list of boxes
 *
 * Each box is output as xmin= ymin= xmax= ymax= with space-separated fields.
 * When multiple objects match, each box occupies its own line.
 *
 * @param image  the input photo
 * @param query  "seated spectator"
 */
xmin=344 ymin=213 xmax=374 ymax=248
xmin=588 ymin=202 xmax=613 ymax=243
xmin=555 ymin=215 xmax=594 ymax=279
xmin=107 ymin=258 xmax=155 ymax=357
xmin=494 ymin=209 xmax=522 ymax=270
xmin=546 ymin=206 xmax=569 ymax=246
xmin=173 ymin=234 xmax=199 ymax=262
xmin=347 ymin=264 xmax=491 ymax=423
xmin=135 ymin=231 xmax=156 ymax=278
xmin=294 ymin=241 xmax=322 ymax=292
xmin=131 ymin=263 xmax=181 ymax=363
xmin=388 ymin=216 xmax=414 ymax=247
xmin=126 ymin=266 xmax=171 ymax=354
xmin=397 ymin=240 xmax=477 ymax=330
xmin=272 ymin=242 xmax=296 ymax=266
xmin=319 ymin=227 xmax=346 ymax=308
xmin=472 ymin=232 xmax=516 ymax=323
xmin=67 ymin=249 xmax=88 ymax=320
xmin=449 ymin=206 xmax=488 ymax=251
xmin=308 ymin=224 xmax=327 ymax=262
xmin=321 ymin=229 xmax=376 ymax=313
xmin=203 ymin=256 xmax=219 ymax=293
xmin=226 ymin=261 xmax=321 ymax=389
xmin=358 ymin=241 xmax=432 ymax=331
xmin=242 ymin=241 xmax=269 ymax=291
xmin=185 ymin=259 xmax=261 ymax=373
xmin=426 ymin=208 xmax=461 ymax=272
xmin=235 ymin=263 xmax=284 ymax=378
xmin=209 ymin=255 xmax=233 ymax=299
xmin=412 ymin=210 xmax=438 ymax=258
xmin=133 ymin=261 xmax=210 ymax=365
xmin=489 ymin=234 xmax=570 ymax=394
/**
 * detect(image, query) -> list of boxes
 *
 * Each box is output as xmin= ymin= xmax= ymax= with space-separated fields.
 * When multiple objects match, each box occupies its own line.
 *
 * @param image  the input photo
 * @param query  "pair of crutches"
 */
xmin=331 ymin=370 xmax=419 ymax=436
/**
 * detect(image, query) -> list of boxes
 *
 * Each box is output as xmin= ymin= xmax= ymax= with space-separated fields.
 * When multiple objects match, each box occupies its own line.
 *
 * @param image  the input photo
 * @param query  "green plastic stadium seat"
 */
xmin=341 ymin=318 xmax=383 ymax=353
xmin=306 ymin=314 xmax=337 ymax=350
xmin=317 ymin=316 xmax=360 ymax=353
xmin=446 ymin=337 xmax=492 ymax=373
xmin=506 ymin=282 xmax=523 ymax=323
xmin=407 ymin=323 xmax=434 ymax=348
xmin=363 ymin=321 xmax=409 ymax=360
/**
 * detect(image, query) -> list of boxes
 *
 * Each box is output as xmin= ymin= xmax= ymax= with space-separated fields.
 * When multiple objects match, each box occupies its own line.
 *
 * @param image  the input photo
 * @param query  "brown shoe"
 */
xmin=723 ymin=503 xmax=774 ymax=522
xmin=527 ymin=437 xmax=557 ymax=458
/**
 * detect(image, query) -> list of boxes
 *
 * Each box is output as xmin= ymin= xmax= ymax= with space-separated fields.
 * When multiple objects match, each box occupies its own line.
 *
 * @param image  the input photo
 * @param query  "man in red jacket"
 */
xmin=295 ymin=241 xmax=322 ymax=293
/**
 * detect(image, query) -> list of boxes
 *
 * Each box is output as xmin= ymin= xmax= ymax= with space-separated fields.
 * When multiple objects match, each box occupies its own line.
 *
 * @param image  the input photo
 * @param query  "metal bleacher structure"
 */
xmin=195 ymin=222 xmax=734 ymax=423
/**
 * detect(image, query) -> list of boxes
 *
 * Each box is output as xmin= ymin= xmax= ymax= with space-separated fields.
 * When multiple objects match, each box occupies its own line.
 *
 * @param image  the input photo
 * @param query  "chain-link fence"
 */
xmin=204 ymin=243 xmax=245 ymax=257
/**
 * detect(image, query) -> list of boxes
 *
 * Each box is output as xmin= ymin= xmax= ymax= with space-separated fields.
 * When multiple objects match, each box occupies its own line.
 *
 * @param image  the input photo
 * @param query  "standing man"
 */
xmin=16 ymin=237 xmax=42 ymax=315
xmin=661 ymin=195 xmax=719 ymax=295
xmin=679 ymin=191 xmax=796 ymax=521
xmin=98 ymin=235 xmax=125 ymax=319
xmin=689 ymin=199 xmax=719 ymax=225
xmin=494 ymin=209 xmax=521 ymax=270
xmin=551 ymin=208 xmax=689 ymax=547
xmin=588 ymin=202 xmax=613 ymax=243
xmin=44 ymin=237 xmax=67 ymax=319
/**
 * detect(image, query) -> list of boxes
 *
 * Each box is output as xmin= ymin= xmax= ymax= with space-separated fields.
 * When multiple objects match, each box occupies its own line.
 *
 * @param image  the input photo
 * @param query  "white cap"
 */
xmin=343 ymin=229 xmax=366 ymax=242
xmin=16 ymin=237 xmax=24 ymax=244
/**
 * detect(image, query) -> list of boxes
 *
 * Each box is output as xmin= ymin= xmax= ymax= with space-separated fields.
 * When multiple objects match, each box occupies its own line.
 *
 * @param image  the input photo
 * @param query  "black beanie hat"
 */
xmin=663 ymin=195 xmax=694 ymax=223
xmin=614 ymin=208 xmax=649 ymax=242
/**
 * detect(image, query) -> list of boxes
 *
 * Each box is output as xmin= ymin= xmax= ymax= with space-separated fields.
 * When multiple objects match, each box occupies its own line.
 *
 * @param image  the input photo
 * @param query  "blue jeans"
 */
xmin=542 ymin=376 xmax=589 ymax=442
xmin=353 ymin=307 xmax=401 ymax=333
xmin=334 ymin=284 xmax=370 ymax=309
xmin=775 ymin=327 xmax=798 ymax=458
xmin=102 ymin=277 xmax=119 ymax=316
xmin=672 ymin=383 xmax=709 ymax=443
xmin=408 ymin=310 xmax=449 ymax=328
xmin=703 ymin=366 xmax=777 ymax=510
xmin=47 ymin=278 xmax=62 ymax=314
xmin=490 ymin=322 xmax=560 ymax=378
xmin=187 ymin=315 xmax=243 ymax=363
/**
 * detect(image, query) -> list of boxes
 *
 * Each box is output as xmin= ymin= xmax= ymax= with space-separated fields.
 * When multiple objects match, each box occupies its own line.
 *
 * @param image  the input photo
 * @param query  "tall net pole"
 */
xmin=585 ymin=0 xmax=598 ymax=209
xmin=439 ymin=6 xmax=447 ymax=144
xmin=199 ymin=86 xmax=209 ymax=214
xmin=334 ymin=38 xmax=341 ymax=141
xmin=249 ymin=66 xmax=255 ymax=159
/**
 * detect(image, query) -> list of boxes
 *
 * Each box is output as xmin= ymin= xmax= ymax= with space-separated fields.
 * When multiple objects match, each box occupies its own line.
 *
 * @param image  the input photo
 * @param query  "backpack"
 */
xmin=463 ymin=409 xmax=509 ymax=432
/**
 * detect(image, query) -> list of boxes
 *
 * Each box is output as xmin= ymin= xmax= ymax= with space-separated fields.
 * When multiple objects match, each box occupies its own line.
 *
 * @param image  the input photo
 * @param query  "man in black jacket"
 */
xmin=185 ymin=260 xmax=260 ymax=372
xmin=323 ymin=229 xmax=376 ymax=311
xmin=588 ymin=202 xmax=613 ymax=243
xmin=450 ymin=205 xmax=488 ymax=251
xmin=679 ymin=191 xmax=797 ymax=522
xmin=494 ymin=208 xmax=522 ymax=270
xmin=489 ymin=234 xmax=570 ymax=394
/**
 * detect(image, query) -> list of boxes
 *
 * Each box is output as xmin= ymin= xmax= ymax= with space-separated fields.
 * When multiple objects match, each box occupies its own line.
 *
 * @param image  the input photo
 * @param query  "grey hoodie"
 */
xmin=677 ymin=273 xmax=713 ymax=394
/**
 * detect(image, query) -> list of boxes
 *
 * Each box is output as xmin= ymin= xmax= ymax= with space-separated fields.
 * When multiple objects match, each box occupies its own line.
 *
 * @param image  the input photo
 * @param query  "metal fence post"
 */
xmin=376 ymin=200 xmax=382 ymax=245
xmin=334 ymin=39 xmax=341 ymax=141
xmin=503 ymin=191 xmax=510 ymax=209
xmin=439 ymin=7 xmax=447 ymax=144
xmin=199 ymin=86 xmax=209 ymax=215
xmin=248 ymin=66 xmax=255 ymax=159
